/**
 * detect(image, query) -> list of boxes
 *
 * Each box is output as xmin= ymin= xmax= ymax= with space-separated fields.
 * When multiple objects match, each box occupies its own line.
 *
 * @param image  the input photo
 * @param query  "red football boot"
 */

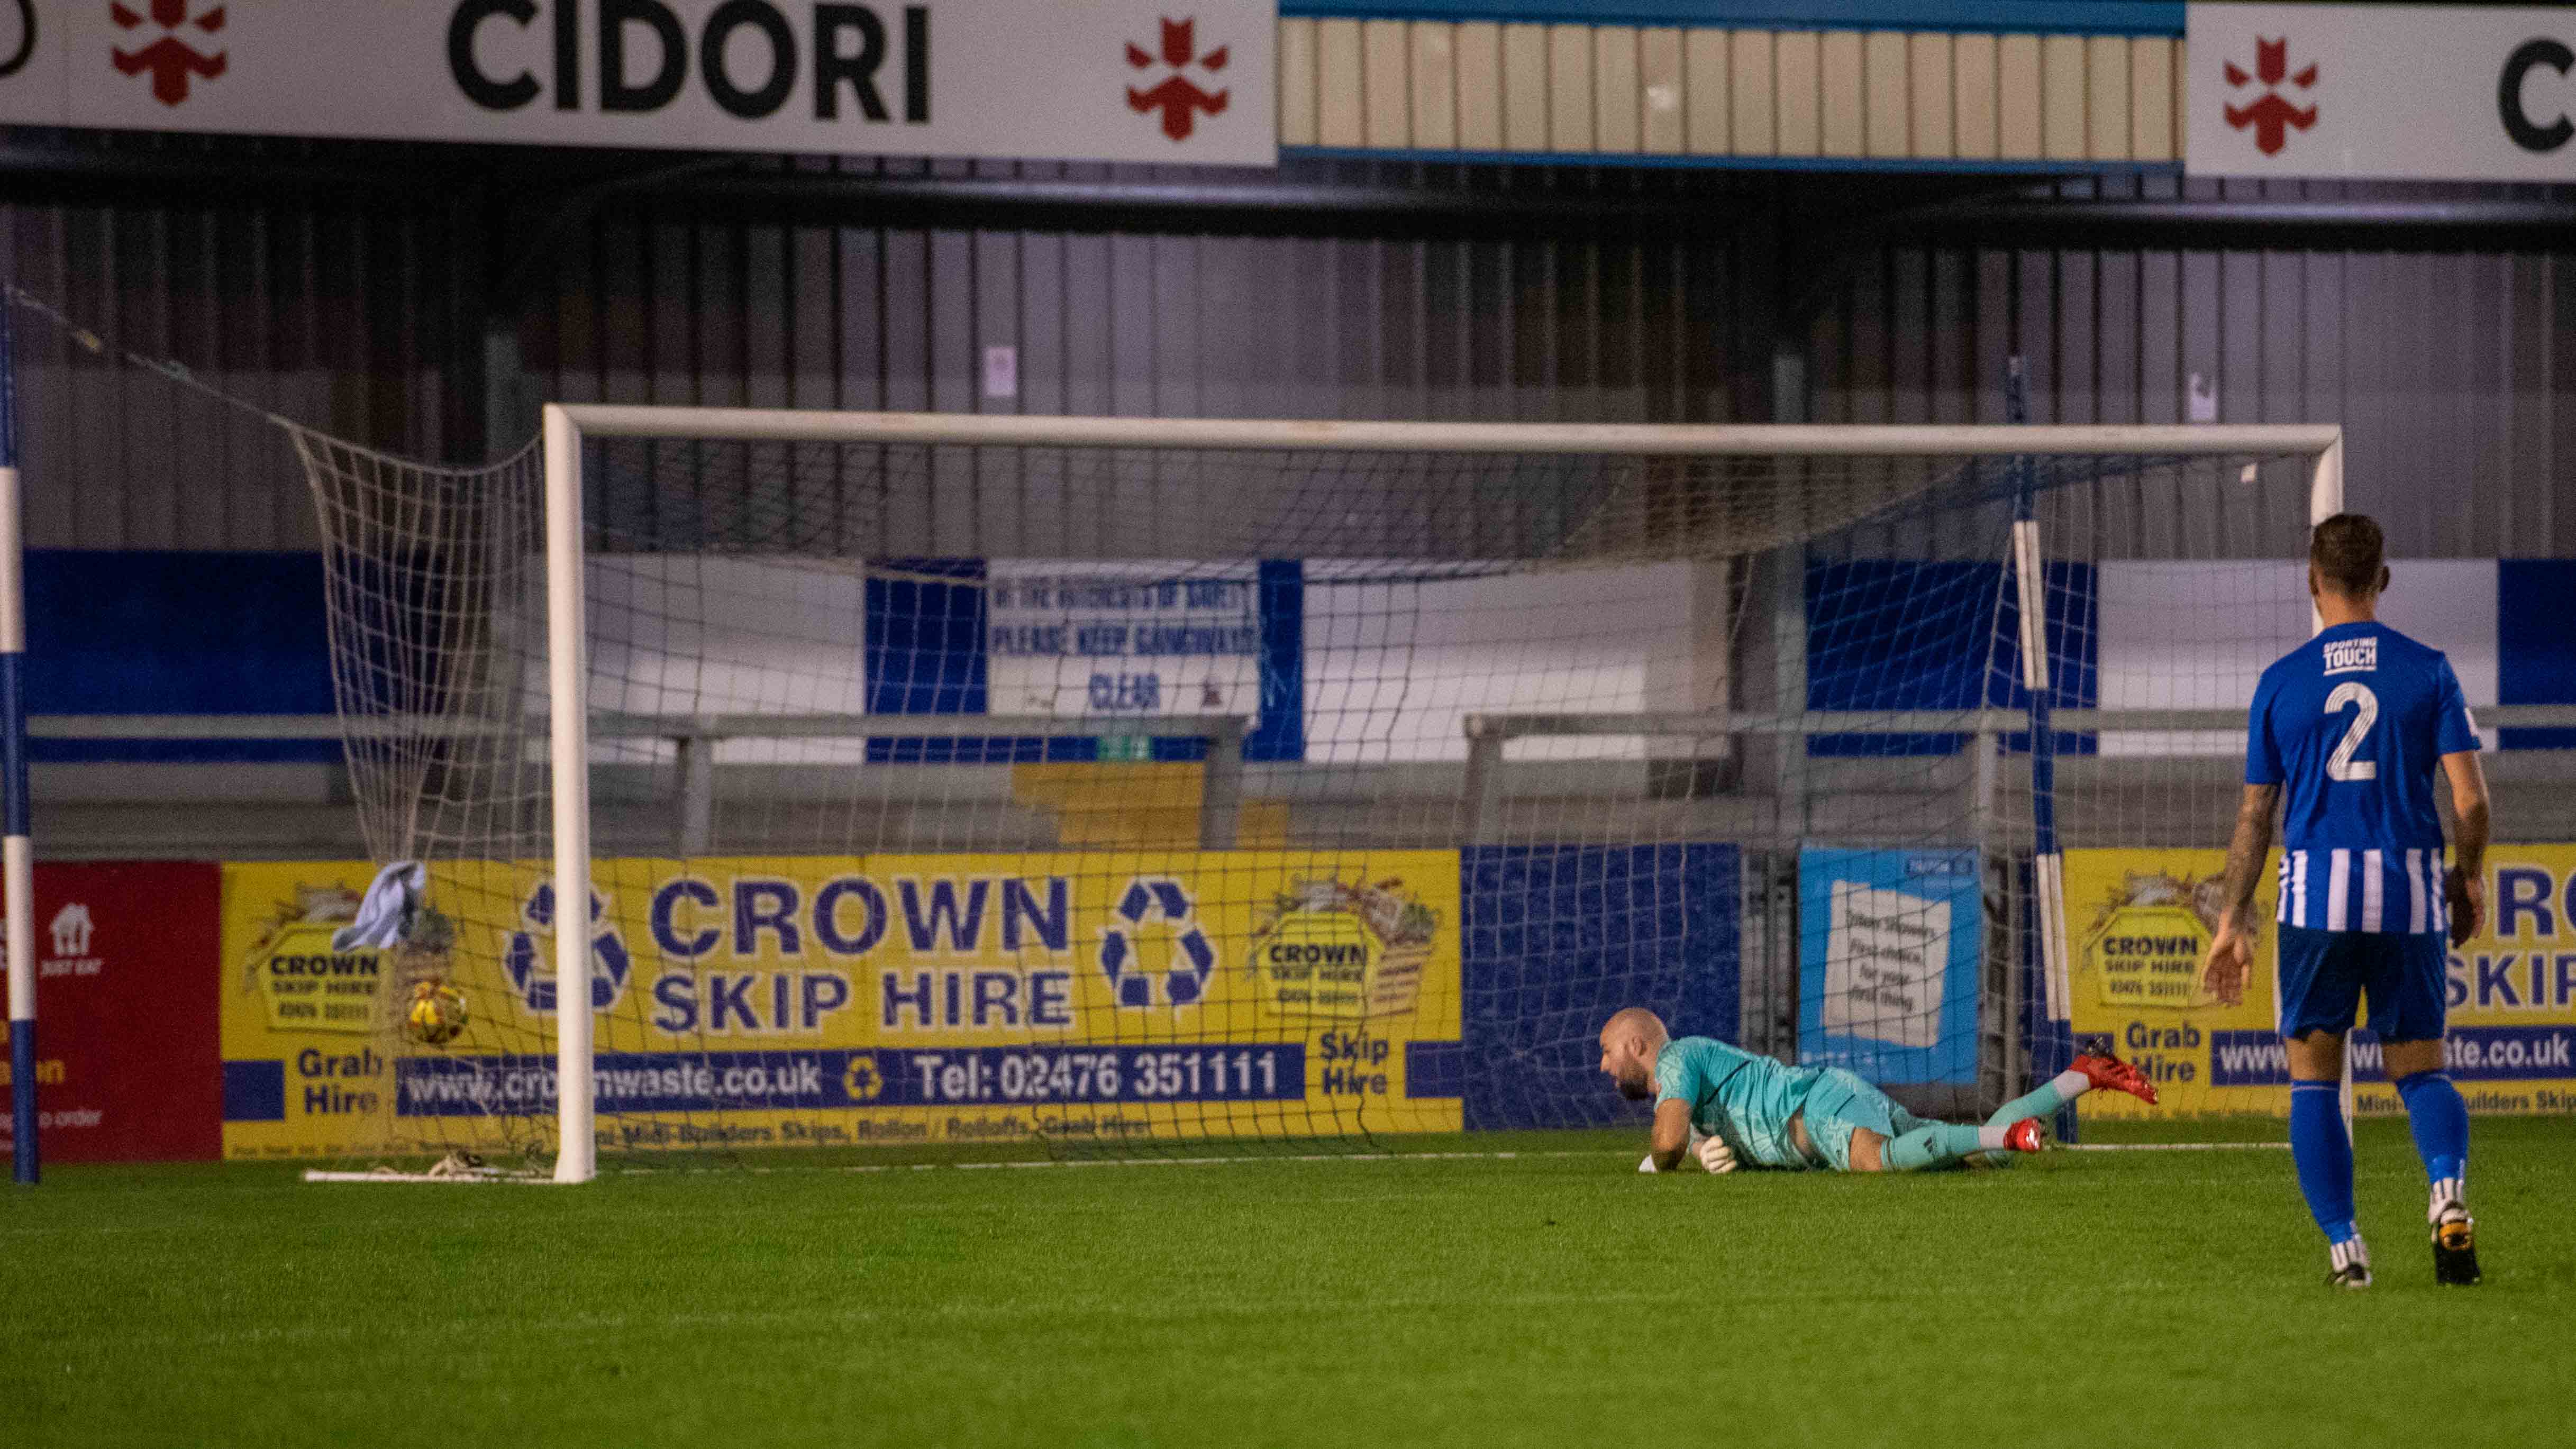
xmin=2004 ymin=1118 xmax=2046 ymax=1153
xmin=2072 ymin=1052 xmax=2160 ymax=1106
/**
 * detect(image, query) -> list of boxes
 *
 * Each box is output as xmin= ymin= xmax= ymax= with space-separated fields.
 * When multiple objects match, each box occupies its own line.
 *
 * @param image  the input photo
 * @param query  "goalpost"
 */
xmin=293 ymin=404 xmax=2343 ymax=1182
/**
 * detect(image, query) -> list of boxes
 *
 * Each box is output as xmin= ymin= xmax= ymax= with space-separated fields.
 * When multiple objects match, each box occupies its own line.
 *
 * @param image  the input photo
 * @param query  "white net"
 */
xmin=289 ymin=414 xmax=2332 ymax=1168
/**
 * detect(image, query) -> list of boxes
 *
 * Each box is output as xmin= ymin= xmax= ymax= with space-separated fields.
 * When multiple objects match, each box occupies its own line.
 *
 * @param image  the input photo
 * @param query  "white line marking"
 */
xmin=305 ymin=1143 xmax=2302 ymax=1180
xmin=823 ymin=1149 xmax=1609 ymax=1175
xmin=2061 ymin=1142 xmax=2290 ymax=1152
xmin=302 ymin=1170 xmax=549 ymax=1184
xmin=302 ymin=1148 xmax=1626 ymax=1183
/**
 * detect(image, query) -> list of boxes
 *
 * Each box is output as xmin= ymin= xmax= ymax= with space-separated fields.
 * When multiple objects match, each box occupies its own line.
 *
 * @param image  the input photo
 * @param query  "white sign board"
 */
xmin=986 ymin=563 xmax=1264 ymax=722
xmin=2189 ymin=3 xmax=2576 ymax=179
xmin=1821 ymin=881 xmax=1948 ymax=1051
xmin=0 ymin=0 xmax=1275 ymax=166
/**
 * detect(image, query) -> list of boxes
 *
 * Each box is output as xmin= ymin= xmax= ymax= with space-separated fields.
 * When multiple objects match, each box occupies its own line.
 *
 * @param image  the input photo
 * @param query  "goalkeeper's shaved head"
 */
xmin=1598 ymin=1008 xmax=1669 ymax=1101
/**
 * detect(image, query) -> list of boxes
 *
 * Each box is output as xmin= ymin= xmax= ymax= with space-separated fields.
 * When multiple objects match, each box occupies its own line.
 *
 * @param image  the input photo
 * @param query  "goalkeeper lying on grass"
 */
xmin=1597 ymin=1007 xmax=2159 ymax=1173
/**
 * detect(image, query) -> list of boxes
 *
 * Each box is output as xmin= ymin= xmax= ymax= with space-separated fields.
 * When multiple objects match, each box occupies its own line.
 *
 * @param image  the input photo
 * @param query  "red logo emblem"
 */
xmin=112 ymin=1 xmax=226 ymax=107
xmin=2222 ymin=37 xmax=2317 ymax=156
xmin=1126 ymin=17 xmax=1228 ymax=142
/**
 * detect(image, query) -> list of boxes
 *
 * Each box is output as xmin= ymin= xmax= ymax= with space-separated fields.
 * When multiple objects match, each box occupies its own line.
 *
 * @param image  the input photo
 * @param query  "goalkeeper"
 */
xmin=1598 ymin=1007 xmax=2160 ymax=1173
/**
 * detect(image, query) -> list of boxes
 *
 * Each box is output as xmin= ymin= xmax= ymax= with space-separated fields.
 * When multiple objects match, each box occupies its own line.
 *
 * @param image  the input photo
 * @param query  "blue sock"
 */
xmin=2288 ymin=1081 xmax=2357 ymax=1243
xmin=1881 ymin=1122 xmax=1994 ymax=1171
xmin=2395 ymin=1069 xmax=2470 ymax=1188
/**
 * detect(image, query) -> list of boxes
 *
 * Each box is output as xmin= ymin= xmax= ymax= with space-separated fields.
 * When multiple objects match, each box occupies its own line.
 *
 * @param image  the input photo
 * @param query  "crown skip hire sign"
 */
xmin=2190 ymin=3 xmax=2576 ymax=179
xmin=0 ymin=0 xmax=1275 ymax=166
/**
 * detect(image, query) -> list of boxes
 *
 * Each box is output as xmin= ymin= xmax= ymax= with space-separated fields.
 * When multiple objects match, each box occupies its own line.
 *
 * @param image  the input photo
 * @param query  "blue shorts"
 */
xmin=1795 ymin=1068 xmax=1929 ymax=1172
xmin=2276 ymin=924 xmax=2448 ymax=1043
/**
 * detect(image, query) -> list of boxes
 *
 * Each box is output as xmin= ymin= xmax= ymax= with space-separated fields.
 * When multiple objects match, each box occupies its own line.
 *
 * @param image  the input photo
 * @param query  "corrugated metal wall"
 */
xmin=10 ymin=179 xmax=2575 ymax=558
xmin=526 ymin=206 xmax=1770 ymax=560
xmin=3 ymin=198 xmax=481 ymax=551
xmin=525 ymin=194 xmax=2576 ymax=558
xmin=1807 ymin=235 xmax=2576 ymax=558
xmin=527 ymin=212 xmax=1763 ymax=422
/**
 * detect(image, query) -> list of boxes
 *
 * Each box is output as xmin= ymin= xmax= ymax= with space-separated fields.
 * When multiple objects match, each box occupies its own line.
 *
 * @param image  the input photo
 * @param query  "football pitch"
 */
xmin=5 ymin=1117 xmax=2570 ymax=1449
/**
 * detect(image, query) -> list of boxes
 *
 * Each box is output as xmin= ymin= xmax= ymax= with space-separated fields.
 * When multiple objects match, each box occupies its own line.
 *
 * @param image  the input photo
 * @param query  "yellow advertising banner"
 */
xmin=221 ymin=863 xmax=400 ymax=1160
xmin=2065 ymin=846 xmax=2576 ymax=1121
xmin=222 ymin=853 xmax=1464 ymax=1159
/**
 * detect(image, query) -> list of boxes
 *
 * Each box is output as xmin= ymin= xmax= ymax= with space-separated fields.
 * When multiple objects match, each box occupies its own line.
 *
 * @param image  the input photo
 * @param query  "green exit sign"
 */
xmin=1098 ymin=734 xmax=1153 ymax=763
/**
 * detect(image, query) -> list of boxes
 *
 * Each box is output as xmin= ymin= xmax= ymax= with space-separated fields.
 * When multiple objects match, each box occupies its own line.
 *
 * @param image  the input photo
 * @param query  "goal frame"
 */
xmin=536 ymin=403 xmax=2346 ymax=1182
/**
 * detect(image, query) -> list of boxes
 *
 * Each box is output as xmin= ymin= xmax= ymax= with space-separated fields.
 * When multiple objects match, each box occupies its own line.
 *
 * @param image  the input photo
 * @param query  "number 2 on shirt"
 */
xmin=2324 ymin=681 xmax=2378 ymax=782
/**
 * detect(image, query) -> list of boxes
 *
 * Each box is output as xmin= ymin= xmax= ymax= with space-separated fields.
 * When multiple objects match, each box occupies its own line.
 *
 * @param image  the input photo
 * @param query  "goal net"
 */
xmin=290 ymin=407 xmax=2341 ymax=1179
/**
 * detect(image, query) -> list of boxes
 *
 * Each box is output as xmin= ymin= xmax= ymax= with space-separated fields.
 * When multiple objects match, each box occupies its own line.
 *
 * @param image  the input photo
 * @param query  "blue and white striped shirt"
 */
xmin=2248 ymin=622 xmax=2481 ymax=935
xmin=2273 ymin=845 xmax=2451 ymax=934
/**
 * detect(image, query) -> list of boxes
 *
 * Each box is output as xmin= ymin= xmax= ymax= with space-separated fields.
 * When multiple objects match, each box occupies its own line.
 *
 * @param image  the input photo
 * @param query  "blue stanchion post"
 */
xmin=2 ymin=292 xmax=33 ymax=1186
xmin=2003 ymin=358 xmax=2078 ymax=1145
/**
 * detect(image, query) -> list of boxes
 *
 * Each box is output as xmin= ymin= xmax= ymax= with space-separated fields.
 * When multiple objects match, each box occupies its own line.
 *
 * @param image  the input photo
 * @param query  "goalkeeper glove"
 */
xmin=1645 ymin=1126 xmax=1708 ymax=1174
xmin=1695 ymin=1134 xmax=1739 ymax=1173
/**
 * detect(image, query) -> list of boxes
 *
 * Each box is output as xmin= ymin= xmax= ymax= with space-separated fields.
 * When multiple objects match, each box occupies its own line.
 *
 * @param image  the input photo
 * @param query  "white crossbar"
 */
xmin=555 ymin=406 xmax=2343 ymax=458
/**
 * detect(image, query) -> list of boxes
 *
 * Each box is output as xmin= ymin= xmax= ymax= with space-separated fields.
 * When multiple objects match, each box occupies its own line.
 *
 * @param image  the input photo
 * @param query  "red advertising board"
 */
xmin=1 ymin=862 xmax=222 ymax=1163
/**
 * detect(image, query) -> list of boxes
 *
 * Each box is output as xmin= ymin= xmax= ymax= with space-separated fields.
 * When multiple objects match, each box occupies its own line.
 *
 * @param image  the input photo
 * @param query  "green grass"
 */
xmin=6 ymin=1118 xmax=2572 ymax=1449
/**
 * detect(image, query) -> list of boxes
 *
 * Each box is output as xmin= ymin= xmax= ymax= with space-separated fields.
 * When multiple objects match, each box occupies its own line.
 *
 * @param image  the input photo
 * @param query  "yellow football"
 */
xmin=406 ymin=980 xmax=469 ymax=1046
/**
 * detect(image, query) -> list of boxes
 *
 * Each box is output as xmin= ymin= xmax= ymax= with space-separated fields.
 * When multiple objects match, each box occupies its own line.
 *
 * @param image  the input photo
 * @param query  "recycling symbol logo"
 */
xmin=1098 ymin=876 xmax=1216 ymax=1008
xmin=844 ymin=1054 xmax=885 ymax=1102
xmin=502 ymin=881 xmax=633 ymax=1015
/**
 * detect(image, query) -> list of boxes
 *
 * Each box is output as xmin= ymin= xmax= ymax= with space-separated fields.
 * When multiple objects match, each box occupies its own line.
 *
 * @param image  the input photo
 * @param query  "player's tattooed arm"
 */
xmin=2217 ymin=783 xmax=2281 ymax=925
xmin=2199 ymin=783 xmax=2279 ymax=1007
xmin=2441 ymin=749 xmax=2490 ymax=946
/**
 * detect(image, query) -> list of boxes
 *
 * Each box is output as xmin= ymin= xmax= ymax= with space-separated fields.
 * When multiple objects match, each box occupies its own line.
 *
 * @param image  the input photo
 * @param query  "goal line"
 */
xmin=303 ymin=1142 xmax=2288 ymax=1182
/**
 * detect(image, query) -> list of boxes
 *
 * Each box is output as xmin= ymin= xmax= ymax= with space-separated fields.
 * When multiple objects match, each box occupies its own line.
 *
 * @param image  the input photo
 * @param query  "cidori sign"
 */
xmin=2190 ymin=3 xmax=2576 ymax=179
xmin=0 ymin=0 xmax=1275 ymax=166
